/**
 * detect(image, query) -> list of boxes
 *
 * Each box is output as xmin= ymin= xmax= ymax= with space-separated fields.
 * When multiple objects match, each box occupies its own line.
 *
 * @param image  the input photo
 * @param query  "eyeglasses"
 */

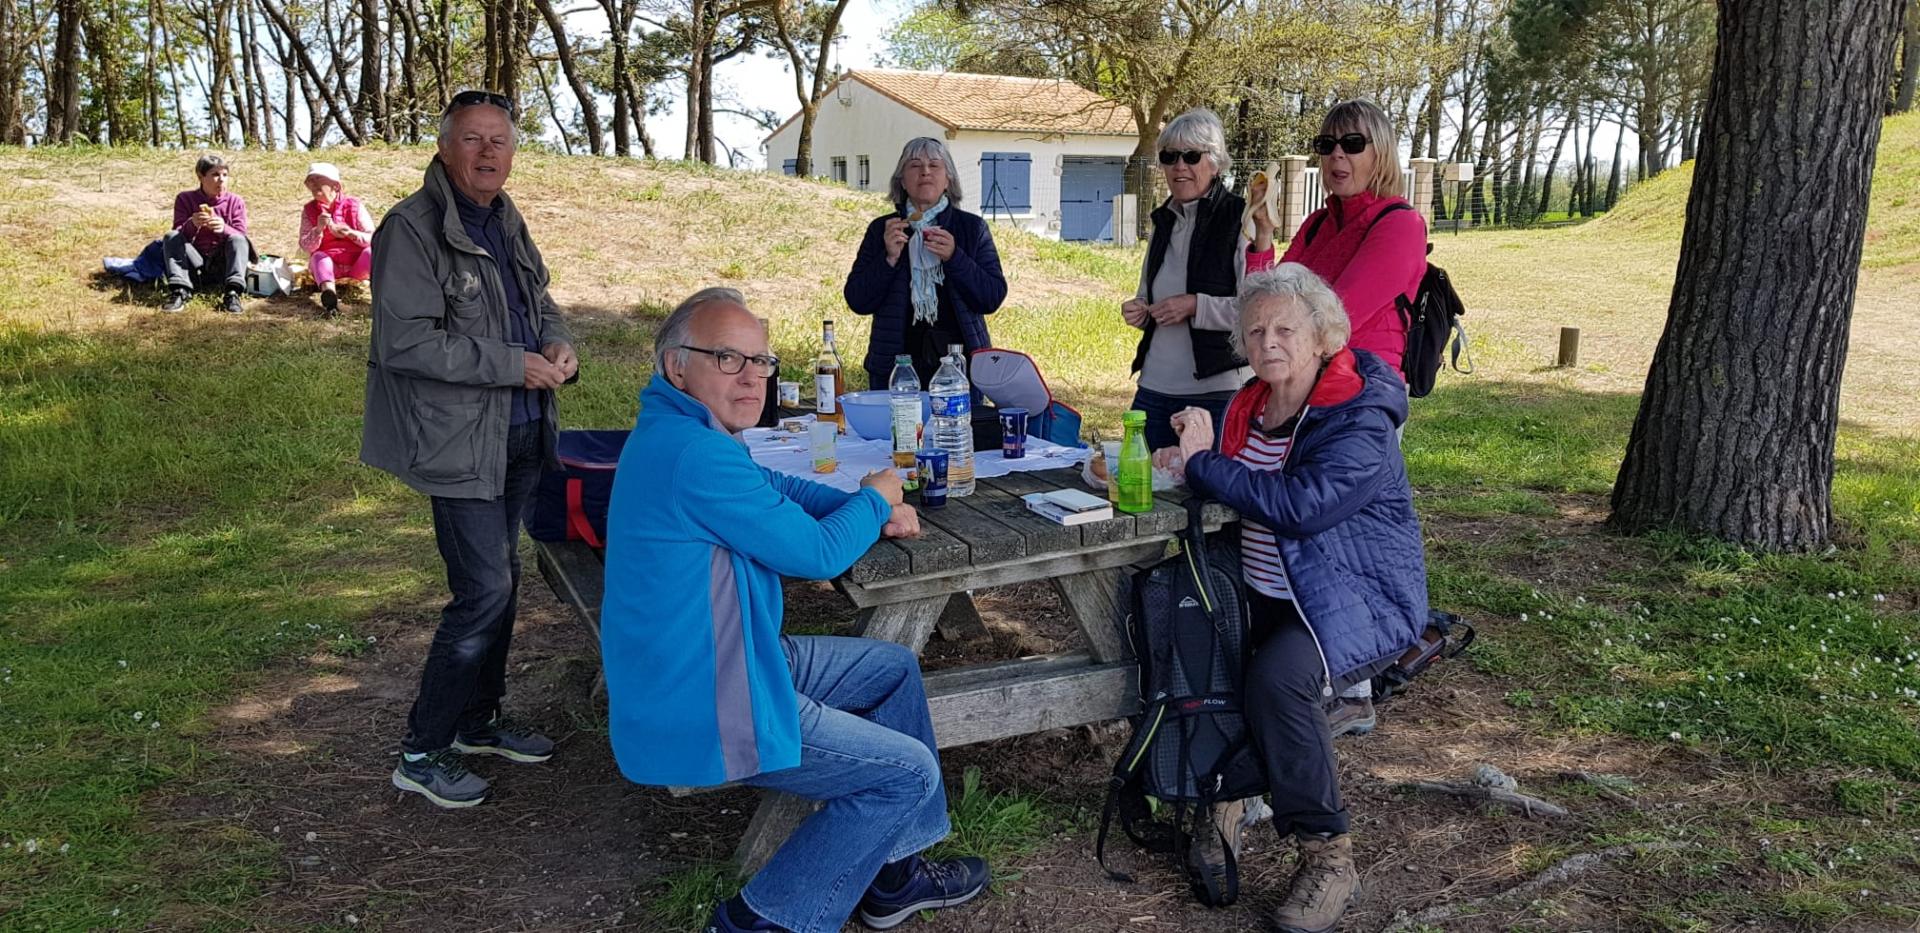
xmin=682 ymin=346 xmax=781 ymax=377
xmin=1311 ymin=133 xmax=1369 ymax=156
xmin=445 ymin=89 xmax=518 ymax=121
xmin=1158 ymin=149 xmax=1206 ymax=166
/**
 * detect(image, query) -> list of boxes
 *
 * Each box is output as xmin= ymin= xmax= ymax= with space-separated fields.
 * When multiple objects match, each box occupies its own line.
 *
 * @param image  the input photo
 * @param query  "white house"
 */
xmin=763 ymin=69 xmax=1142 ymax=242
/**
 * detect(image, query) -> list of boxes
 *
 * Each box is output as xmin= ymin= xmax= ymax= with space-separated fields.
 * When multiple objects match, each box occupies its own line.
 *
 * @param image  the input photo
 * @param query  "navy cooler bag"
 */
xmin=530 ymin=430 xmax=628 ymax=548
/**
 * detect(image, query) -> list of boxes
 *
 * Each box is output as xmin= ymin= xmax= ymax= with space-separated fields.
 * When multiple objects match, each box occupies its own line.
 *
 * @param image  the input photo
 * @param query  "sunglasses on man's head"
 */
xmin=1311 ymin=133 xmax=1369 ymax=156
xmin=445 ymin=89 xmax=518 ymax=121
xmin=1158 ymin=149 xmax=1205 ymax=166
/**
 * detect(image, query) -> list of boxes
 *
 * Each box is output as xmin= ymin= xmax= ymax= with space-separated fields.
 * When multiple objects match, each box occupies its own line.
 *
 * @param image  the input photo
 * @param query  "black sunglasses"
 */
xmin=1311 ymin=133 xmax=1369 ymax=156
xmin=445 ymin=89 xmax=518 ymax=121
xmin=1157 ymin=149 xmax=1205 ymax=166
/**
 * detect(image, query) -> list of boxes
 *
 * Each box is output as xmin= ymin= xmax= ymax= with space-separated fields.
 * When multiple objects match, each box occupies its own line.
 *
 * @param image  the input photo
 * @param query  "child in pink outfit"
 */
xmin=299 ymin=162 xmax=374 ymax=315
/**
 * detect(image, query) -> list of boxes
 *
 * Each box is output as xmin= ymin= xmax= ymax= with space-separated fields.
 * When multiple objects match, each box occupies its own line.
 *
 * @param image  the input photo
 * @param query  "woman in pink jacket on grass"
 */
xmin=299 ymin=162 xmax=374 ymax=316
xmin=1247 ymin=99 xmax=1426 ymax=379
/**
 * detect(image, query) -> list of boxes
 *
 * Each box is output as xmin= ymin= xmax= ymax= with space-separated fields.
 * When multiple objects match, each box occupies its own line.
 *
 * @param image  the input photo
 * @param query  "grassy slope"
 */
xmin=2 ymin=121 xmax=1917 ymax=928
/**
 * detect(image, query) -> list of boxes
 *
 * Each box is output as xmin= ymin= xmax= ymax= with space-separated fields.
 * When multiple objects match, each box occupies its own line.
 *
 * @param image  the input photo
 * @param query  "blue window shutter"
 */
xmin=981 ymin=152 xmax=1032 ymax=213
xmin=782 ymin=159 xmax=797 ymax=176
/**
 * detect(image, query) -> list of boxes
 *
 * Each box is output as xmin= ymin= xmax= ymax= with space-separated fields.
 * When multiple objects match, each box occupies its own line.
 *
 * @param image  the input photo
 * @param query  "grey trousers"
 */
xmin=163 ymin=228 xmax=251 ymax=291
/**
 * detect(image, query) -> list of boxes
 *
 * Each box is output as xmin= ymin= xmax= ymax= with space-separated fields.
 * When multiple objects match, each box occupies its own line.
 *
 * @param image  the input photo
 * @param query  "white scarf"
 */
xmin=905 ymin=196 xmax=949 ymax=326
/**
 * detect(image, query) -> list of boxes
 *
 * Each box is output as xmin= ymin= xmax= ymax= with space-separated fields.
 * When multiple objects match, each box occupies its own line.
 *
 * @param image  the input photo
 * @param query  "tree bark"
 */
xmin=1538 ymin=106 xmax=1574 ymax=217
xmin=532 ymin=0 xmax=601 ymax=154
xmin=356 ymin=0 xmax=381 ymax=139
xmin=1609 ymin=0 xmax=1906 ymax=552
xmin=1896 ymin=0 xmax=1918 ymax=112
xmin=48 ymin=0 xmax=81 ymax=143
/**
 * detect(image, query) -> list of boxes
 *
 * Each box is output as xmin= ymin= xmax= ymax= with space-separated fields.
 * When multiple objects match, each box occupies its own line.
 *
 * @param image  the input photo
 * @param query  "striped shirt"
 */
xmin=1236 ymin=420 xmax=1295 ymax=599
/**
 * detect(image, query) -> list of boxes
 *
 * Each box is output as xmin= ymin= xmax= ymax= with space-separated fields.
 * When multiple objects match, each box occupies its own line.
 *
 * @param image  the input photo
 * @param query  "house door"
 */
xmin=1060 ymin=157 xmax=1128 ymax=242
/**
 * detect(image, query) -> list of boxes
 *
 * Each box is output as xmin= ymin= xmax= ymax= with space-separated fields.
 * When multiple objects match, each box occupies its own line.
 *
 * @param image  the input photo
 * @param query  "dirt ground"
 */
xmin=158 ymin=504 xmax=1905 ymax=932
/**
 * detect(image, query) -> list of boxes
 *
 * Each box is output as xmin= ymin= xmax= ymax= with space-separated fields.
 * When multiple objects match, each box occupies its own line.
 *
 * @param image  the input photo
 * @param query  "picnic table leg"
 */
xmin=934 ymin=592 xmax=990 ymax=642
xmin=730 ymin=593 xmax=952 ymax=873
xmin=1052 ymin=567 xmax=1133 ymax=663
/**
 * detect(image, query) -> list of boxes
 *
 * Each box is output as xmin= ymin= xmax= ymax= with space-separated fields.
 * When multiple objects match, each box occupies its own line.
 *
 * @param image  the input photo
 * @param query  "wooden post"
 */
xmin=1558 ymin=327 xmax=1581 ymax=368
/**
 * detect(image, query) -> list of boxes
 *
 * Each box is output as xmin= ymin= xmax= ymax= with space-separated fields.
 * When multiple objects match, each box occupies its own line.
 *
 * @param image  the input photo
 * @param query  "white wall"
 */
xmin=764 ymin=80 xmax=1141 ymax=239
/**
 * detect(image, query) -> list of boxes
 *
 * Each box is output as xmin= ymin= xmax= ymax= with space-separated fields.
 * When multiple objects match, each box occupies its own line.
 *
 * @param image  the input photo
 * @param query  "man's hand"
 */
xmin=860 ymin=468 xmax=905 ymax=506
xmin=542 ymin=342 xmax=579 ymax=380
xmin=882 ymin=218 xmax=911 ymax=266
xmin=882 ymin=502 xmax=921 ymax=539
xmin=1121 ymin=297 xmax=1150 ymax=328
xmin=1148 ymin=293 xmax=1198 ymax=326
xmin=523 ymin=351 xmax=568 ymax=389
xmin=921 ymin=226 xmax=956 ymax=262
xmin=1171 ymin=406 xmax=1214 ymax=461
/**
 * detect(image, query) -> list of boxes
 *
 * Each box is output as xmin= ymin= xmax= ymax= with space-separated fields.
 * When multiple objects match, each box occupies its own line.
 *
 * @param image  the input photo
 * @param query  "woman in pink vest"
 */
xmin=1248 ymin=100 xmax=1425 ymax=379
xmin=299 ymin=162 xmax=374 ymax=316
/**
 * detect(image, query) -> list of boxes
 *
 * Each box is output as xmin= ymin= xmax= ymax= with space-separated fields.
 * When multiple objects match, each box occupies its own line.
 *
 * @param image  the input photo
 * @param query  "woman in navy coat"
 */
xmin=843 ymin=137 xmax=1008 ymax=388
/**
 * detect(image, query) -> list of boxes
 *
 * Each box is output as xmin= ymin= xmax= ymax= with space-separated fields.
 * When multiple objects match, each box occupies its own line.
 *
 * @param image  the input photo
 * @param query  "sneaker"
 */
xmin=857 ymin=855 xmax=990 ymax=930
xmin=221 ymin=288 xmax=245 ymax=314
xmin=703 ymin=897 xmax=789 ymax=932
xmin=452 ymin=714 xmax=555 ymax=763
xmin=319 ymin=288 xmax=339 ymax=317
xmin=391 ymin=748 xmax=490 ymax=808
xmin=1326 ymin=694 xmax=1377 ymax=738
xmin=1270 ymin=832 xmax=1358 ymax=933
xmin=1185 ymin=798 xmax=1245 ymax=906
xmin=161 ymin=288 xmax=190 ymax=313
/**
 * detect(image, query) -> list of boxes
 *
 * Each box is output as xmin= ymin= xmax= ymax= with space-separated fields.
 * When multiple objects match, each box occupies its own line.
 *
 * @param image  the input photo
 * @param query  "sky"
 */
xmin=636 ymin=0 xmax=910 ymax=169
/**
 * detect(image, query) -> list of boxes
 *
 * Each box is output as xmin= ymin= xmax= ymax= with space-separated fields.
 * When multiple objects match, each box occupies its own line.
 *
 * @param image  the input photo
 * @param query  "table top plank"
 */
xmin=966 ymin=477 xmax=1093 ymax=554
xmin=917 ymin=495 xmax=1030 ymax=562
xmin=847 ymin=539 xmax=911 ymax=584
xmin=981 ymin=470 xmax=1144 ymax=546
xmin=886 ymin=519 xmax=971 ymax=575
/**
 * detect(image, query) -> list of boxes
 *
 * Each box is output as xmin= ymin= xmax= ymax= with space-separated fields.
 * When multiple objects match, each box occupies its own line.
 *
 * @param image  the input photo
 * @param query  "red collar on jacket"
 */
xmin=1220 ymin=348 xmax=1365 ymax=457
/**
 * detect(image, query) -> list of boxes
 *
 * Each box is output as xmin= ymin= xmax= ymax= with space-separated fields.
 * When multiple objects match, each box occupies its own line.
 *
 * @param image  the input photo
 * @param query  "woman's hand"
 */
xmin=882 ymin=218 xmax=911 ymax=266
xmin=1148 ymin=294 xmax=1197 ymax=326
xmin=1152 ymin=446 xmax=1186 ymax=479
xmin=1121 ymin=297 xmax=1150 ymax=328
xmin=922 ymin=226 xmax=956 ymax=261
xmin=1248 ymin=178 xmax=1276 ymax=252
xmin=1171 ymin=407 xmax=1214 ymax=461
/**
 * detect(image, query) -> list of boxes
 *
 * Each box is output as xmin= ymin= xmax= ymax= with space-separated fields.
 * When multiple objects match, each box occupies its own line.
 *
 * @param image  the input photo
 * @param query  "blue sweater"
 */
xmin=1183 ymin=350 xmax=1427 ymax=687
xmin=599 ymin=376 xmax=892 ymax=786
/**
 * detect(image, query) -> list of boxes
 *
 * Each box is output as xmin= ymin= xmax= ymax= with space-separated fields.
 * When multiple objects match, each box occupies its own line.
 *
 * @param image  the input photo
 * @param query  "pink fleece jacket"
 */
xmin=1246 ymin=190 xmax=1426 ymax=375
xmin=299 ymin=195 xmax=375 ymax=256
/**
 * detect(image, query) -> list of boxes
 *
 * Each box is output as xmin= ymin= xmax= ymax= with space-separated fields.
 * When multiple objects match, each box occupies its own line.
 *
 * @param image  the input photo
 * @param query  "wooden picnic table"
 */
xmin=535 ymin=465 xmax=1231 ymax=872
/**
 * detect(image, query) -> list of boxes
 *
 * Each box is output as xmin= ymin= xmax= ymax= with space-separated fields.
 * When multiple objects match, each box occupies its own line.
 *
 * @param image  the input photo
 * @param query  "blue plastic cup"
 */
xmin=999 ymin=407 xmax=1029 ymax=459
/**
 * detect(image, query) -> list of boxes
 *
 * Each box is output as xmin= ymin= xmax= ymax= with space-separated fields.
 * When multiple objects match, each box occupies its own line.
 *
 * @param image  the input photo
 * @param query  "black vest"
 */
xmin=1129 ymin=181 xmax=1248 ymax=380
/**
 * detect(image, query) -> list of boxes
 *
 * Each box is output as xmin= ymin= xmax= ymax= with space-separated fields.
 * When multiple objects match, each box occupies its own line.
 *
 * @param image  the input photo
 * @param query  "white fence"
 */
xmin=1298 ymin=167 xmax=1418 ymax=210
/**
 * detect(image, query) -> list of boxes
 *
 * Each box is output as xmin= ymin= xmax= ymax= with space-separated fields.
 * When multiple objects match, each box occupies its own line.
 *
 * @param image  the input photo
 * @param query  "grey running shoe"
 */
xmin=162 ymin=288 xmax=190 ymax=313
xmin=391 ymin=748 xmax=490 ymax=808
xmin=453 ymin=715 xmax=555 ymax=763
xmin=858 ymin=855 xmax=990 ymax=929
xmin=221 ymin=288 xmax=245 ymax=314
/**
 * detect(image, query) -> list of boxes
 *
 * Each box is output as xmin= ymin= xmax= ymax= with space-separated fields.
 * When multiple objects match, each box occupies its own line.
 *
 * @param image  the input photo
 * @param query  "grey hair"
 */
xmin=1234 ymin=263 xmax=1351 ymax=356
xmin=1320 ymin=100 xmax=1403 ymax=198
xmin=654 ymin=287 xmax=750 ymax=369
xmin=437 ymin=105 xmax=519 ymax=146
xmin=888 ymin=137 xmax=965 ymax=210
xmin=1156 ymin=108 xmax=1228 ymax=175
xmin=195 ymin=154 xmax=229 ymax=177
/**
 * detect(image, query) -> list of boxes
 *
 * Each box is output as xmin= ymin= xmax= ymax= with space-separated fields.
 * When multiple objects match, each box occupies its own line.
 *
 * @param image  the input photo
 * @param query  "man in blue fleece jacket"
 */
xmin=599 ymin=288 xmax=989 ymax=933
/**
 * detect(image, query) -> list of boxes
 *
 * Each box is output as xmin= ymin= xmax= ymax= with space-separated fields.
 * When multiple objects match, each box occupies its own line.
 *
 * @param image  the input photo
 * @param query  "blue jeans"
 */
xmin=1129 ymin=385 xmax=1236 ymax=452
xmin=402 ymin=420 xmax=544 ymax=753
xmin=739 ymin=636 xmax=952 ymax=933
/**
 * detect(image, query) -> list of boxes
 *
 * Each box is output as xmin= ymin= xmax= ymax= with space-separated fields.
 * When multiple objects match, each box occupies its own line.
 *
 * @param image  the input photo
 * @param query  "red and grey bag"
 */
xmin=529 ymin=430 xmax=628 ymax=548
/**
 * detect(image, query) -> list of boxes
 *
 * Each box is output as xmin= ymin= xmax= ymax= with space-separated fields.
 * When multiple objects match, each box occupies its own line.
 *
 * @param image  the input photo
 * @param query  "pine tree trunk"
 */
xmin=1896 ymin=0 xmax=1918 ymax=112
xmin=532 ymin=0 xmax=601 ymax=154
xmin=1609 ymin=0 xmax=1906 ymax=552
xmin=357 ymin=0 xmax=381 ymax=139
xmin=49 ymin=0 xmax=82 ymax=143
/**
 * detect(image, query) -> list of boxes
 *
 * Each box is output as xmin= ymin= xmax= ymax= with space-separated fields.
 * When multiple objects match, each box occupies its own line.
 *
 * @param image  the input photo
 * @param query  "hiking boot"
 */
xmin=857 ymin=854 xmax=990 ymax=929
xmin=452 ymin=714 xmax=554 ymax=763
xmin=391 ymin=748 xmax=490 ymax=808
xmin=161 ymin=288 xmax=191 ymax=313
xmin=1325 ymin=694 xmax=1377 ymax=738
xmin=319 ymin=288 xmax=339 ymax=317
xmin=220 ymin=288 xmax=245 ymax=314
xmin=1270 ymin=832 xmax=1358 ymax=933
xmin=1185 ymin=797 xmax=1246 ymax=905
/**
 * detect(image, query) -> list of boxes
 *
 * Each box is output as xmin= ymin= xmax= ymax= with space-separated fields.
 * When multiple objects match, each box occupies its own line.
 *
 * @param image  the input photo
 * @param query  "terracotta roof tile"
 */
xmin=847 ymin=69 xmax=1136 ymax=137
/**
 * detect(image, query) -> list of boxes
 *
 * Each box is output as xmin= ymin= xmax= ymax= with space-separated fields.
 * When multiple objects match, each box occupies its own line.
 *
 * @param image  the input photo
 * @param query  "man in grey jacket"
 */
xmin=362 ymin=90 xmax=577 ymax=808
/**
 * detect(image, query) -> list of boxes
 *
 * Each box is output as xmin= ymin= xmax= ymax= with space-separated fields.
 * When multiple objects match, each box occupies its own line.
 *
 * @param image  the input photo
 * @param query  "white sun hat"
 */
xmin=305 ymin=162 xmax=343 ymax=186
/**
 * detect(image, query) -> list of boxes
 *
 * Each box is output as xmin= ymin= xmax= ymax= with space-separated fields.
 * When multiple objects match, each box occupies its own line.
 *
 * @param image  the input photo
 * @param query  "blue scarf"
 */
xmin=904 ymin=196 xmax=949 ymax=326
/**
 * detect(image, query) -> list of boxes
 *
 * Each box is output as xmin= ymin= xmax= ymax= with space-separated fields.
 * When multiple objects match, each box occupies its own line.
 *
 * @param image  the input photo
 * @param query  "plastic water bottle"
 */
xmin=888 ymin=354 xmax=922 ymax=471
xmin=929 ymin=344 xmax=975 ymax=498
xmin=1117 ymin=410 xmax=1152 ymax=513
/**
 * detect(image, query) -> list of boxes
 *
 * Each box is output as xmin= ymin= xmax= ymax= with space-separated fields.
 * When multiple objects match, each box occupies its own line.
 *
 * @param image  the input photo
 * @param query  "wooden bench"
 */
xmin=534 ymin=466 xmax=1231 ymax=872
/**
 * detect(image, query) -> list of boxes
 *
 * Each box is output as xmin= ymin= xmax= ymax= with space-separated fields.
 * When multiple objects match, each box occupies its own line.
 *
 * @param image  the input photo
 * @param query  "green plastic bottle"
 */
xmin=1117 ymin=410 xmax=1153 ymax=514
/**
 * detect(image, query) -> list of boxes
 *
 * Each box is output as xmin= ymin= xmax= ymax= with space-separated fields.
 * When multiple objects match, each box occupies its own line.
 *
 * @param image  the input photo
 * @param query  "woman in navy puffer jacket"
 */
xmin=1155 ymin=262 xmax=1427 ymax=933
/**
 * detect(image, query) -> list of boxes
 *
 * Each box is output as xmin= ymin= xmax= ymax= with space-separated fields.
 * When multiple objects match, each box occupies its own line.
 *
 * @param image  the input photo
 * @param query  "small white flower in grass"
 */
xmin=131 ymin=711 xmax=143 ymax=722
xmin=305 ymin=831 xmax=317 ymax=842
xmin=1668 ymin=731 xmax=1682 ymax=741
xmin=117 ymin=660 xmax=127 ymax=668
xmin=110 ymin=909 xmax=120 ymax=918
xmin=1655 ymin=700 xmax=1666 ymax=709
xmin=366 ymin=636 xmax=377 ymax=644
xmin=24 ymin=839 xmax=38 ymax=854
xmin=1874 ymin=594 xmax=1886 ymax=602
xmin=149 ymin=721 xmax=159 ymax=730
xmin=59 ymin=843 xmax=69 ymax=854
xmin=1520 ymin=613 xmax=1529 ymax=622
xmin=346 ymin=914 xmax=360 ymax=925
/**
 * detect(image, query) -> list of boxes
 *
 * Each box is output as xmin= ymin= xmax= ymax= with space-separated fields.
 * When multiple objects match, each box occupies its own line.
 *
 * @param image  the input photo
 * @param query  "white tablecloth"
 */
xmin=743 ymin=416 xmax=1091 ymax=493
